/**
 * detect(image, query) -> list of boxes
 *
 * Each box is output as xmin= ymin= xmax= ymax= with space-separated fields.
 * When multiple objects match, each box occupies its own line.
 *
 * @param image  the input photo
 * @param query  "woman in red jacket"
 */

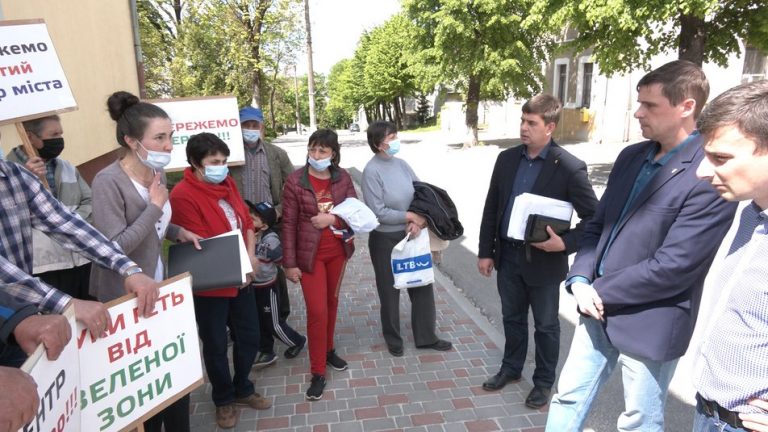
xmin=169 ymin=133 xmax=270 ymax=429
xmin=282 ymin=129 xmax=356 ymax=400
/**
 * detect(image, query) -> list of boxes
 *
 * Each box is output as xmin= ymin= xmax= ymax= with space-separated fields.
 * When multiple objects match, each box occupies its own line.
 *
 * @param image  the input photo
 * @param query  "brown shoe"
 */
xmin=215 ymin=404 xmax=237 ymax=429
xmin=234 ymin=392 xmax=272 ymax=410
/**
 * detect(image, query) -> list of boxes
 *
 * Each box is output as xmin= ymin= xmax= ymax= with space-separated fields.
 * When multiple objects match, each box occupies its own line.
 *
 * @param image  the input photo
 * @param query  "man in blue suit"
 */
xmin=546 ymin=61 xmax=737 ymax=431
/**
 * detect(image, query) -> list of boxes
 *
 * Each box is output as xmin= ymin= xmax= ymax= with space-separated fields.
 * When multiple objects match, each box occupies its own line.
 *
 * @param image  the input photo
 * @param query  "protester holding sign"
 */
xmin=361 ymin=120 xmax=452 ymax=359
xmin=282 ymin=129 xmax=356 ymax=401
xmin=88 ymin=91 xmax=203 ymax=431
xmin=0 ymin=155 xmax=159 ymax=366
xmin=170 ymin=132 xmax=271 ymax=429
xmin=7 ymin=115 xmax=94 ymax=300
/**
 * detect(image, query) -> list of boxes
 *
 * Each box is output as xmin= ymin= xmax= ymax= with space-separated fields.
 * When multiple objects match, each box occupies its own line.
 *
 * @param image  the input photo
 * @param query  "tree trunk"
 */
xmin=269 ymin=68 xmax=279 ymax=131
xmin=393 ymin=98 xmax=402 ymax=130
xmin=464 ymin=74 xmax=481 ymax=148
xmin=304 ymin=0 xmax=317 ymax=131
xmin=678 ymin=13 xmax=706 ymax=66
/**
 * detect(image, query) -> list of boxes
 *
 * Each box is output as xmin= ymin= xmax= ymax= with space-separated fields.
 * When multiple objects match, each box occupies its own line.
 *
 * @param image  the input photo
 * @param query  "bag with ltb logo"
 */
xmin=391 ymin=229 xmax=434 ymax=289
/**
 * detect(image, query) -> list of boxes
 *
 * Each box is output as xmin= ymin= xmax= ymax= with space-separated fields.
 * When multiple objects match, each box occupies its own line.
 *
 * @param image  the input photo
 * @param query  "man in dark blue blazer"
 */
xmin=477 ymin=94 xmax=598 ymax=408
xmin=546 ymin=61 xmax=737 ymax=432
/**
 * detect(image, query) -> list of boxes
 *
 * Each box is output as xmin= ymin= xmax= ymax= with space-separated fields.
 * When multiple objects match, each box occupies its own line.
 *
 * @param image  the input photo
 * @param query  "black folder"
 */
xmin=524 ymin=214 xmax=571 ymax=243
xmin=168 ymin=234 xmax=243 ymax=292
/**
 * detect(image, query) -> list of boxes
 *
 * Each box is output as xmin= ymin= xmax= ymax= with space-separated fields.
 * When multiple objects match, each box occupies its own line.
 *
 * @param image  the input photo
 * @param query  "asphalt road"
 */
xmin=275 ymin=129 xmax=696 ymax=431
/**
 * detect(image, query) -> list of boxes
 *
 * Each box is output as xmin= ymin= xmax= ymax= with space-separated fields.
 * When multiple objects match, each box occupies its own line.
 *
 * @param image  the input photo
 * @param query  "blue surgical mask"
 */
xmin=137 ymin=141 xmax=171 ymax=170
xmin=242 ymin=129 xmax=261 ymax=143
xmin=308 ymin=156 xmax=332 ymax=171
xmin=202 ymin=165 xmax=229 ymax=184
xmin=385 ymin=139 xmax=401 ymax=156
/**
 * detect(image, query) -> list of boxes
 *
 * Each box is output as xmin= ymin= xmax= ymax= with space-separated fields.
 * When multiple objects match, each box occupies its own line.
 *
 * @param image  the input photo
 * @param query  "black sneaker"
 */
xmin=284 ymin=336 xmax=306 ymax=359
xmin=326 ymin=349 xmax=348 ymax=371
xmin=305 ymin=374 xmax=326 ymax=400
xmin=253 ymin=352 xmax=277 ymax=369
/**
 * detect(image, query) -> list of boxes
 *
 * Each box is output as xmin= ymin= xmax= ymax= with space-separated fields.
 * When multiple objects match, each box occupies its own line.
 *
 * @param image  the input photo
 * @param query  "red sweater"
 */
xmin=170 ymin=168 xmax=254 ymax=297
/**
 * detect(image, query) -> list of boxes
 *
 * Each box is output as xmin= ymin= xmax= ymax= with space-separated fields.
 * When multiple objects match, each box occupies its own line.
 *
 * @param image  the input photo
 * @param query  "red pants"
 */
xmin=300 ymin=238 xmax=347 ymax=376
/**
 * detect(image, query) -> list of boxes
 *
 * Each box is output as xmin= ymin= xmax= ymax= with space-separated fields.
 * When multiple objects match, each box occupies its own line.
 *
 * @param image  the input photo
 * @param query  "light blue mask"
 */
xmin=242 ymin=129 xmax=261 ymax=143
xmin=138 ymin=141 xmax=171 ymax=170
xmin=203 ymin=165 xmax=229 ymax=184
xmin=308 ymin=156 xmax=332 ymax=171
xmin=385 ymin=139 xmax=401 ymax=156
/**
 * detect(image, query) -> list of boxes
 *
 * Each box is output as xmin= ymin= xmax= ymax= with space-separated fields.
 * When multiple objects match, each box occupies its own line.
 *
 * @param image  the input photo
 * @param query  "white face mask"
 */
xmin=137 ymin=141 xmax=171 ymax=170
xmin=242 ymin=129 xmax=261 ymax=143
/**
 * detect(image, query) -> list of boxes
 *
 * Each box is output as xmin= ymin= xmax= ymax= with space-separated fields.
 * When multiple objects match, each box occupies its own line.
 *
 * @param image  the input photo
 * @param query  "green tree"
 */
xmin=536 ymin=0 xmax=768 ymax=73
xmin=326 ymin=59 xmax=358 ymax=128
xmin=404 ymin=0 xmax=550 ymax=146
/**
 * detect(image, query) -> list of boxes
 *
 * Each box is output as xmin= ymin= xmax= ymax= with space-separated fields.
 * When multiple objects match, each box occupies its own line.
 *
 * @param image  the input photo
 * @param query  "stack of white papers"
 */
xmin=507 ymin=193 xmax=574 ymax=240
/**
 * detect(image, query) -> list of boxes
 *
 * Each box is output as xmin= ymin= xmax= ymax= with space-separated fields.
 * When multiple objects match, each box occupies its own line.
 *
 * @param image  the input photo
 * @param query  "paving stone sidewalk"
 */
xmin=189 ymin=232 xmax=547 ymax=432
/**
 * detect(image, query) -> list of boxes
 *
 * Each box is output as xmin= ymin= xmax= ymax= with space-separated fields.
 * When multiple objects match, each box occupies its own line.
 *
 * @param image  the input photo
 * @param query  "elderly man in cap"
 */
xmin=230 ymin=106 xmax=306 ymax=364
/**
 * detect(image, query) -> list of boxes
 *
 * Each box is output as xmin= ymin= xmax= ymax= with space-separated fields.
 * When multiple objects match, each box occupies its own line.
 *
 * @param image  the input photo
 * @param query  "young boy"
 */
xmin=246 ymin=200 xmax=307 ymax=368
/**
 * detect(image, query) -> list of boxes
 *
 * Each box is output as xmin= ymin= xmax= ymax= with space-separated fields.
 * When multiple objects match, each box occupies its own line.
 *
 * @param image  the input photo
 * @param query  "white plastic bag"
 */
xmin=330 ymin=197 xmax=379 ymax=233
xmin=390 ymin=230 xmax=434 ymax=289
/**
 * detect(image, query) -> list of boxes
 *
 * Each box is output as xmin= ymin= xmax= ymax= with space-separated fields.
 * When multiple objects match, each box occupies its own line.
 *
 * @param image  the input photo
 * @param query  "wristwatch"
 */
xmin=123 ymin=266 xmax=143 ymax=278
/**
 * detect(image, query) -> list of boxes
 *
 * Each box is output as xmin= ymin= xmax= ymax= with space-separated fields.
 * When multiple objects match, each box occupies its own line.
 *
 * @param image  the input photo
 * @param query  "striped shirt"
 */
xmin=693 ymin=201 xmax=768 ymax=412
xmin=0 ymin=160 xmax=135 ymax=315
xmin=242 ymin=141 xmax=272 ymax=205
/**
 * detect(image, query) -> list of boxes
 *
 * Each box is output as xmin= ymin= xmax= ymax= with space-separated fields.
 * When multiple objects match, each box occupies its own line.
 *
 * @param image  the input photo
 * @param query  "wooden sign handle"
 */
xmin=14 ymin=122 xmax=50 ymax=189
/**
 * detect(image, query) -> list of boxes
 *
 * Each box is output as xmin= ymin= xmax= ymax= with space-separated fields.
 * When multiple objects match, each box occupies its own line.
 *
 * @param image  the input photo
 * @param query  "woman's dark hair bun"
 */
xmin=106 ymin=91 xmax=140 ymax=121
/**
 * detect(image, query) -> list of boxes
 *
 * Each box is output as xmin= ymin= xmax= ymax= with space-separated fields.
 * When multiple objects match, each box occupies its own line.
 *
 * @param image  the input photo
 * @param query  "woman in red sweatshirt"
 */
xmin=169 ymin=133 xmax=270 ymax=429
xmin=282 ymin=129 xmax=356 ymax=400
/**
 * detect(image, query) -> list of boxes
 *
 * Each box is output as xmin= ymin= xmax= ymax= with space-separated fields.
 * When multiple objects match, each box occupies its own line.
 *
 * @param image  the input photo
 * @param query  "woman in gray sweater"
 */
xmin=89 ymin=91 xmax=201 ymax=432
xmin=361 ymin=121 xmax=452 ymax=357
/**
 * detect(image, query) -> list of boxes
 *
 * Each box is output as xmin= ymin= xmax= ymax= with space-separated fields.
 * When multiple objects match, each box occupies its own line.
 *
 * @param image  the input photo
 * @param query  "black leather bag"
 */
xmin=524 ymin=214 xmax=570 ymax=243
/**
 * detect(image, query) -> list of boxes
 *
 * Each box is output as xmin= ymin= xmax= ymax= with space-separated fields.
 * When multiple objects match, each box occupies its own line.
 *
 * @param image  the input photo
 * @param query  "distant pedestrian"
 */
xmin=690 ymin=79 xmax=768 ymax=432
xmin=546 ymin=60 xmax=737 ymax=432
xmin=281 ymin=129 xmax=356 ymax=401
xmin=362 ymin=120 xmax=452 ymax=358
xmin=477 ymin=94 xmax=597 ymax=408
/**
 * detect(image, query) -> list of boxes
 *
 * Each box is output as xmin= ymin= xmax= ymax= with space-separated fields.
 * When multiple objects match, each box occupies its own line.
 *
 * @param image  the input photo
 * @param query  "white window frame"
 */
xmin=554 ymin=58 xmax=570 ymax=108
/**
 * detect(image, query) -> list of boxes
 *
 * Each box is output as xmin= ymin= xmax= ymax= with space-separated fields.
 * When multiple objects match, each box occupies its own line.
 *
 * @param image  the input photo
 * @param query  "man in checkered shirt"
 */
xmin=692 ymin=79 xmax=768 ymax=431
xmin=0 ymin=157 xmax=160 ymax=367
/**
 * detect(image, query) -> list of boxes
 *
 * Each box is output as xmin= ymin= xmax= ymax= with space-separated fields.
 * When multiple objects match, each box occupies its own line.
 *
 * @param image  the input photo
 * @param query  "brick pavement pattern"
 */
xmin=189 ymin=232 xmax=547 ymax=431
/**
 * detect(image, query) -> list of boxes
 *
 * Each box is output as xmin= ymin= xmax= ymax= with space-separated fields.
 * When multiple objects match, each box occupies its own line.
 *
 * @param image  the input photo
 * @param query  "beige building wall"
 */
xmin=0 ymin=0 xmax=139 ymax=166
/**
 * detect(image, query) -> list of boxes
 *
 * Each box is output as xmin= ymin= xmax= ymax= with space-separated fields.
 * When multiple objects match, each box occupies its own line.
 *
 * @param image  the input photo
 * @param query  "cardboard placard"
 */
xmin=0 ymin=19 xmax=77 ymax=125
xmin=76 ymin=274 xmax=202 ymax=431
xmin=148 ymin=96 xmax=245 ymax=171
xmin=20 ymin=307 xmax=80 ymax=432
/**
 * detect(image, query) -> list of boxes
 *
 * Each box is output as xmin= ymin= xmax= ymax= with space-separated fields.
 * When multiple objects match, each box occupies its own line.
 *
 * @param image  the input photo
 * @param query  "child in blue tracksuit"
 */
xmin=246 ymin=201 xmax=306 ymax=368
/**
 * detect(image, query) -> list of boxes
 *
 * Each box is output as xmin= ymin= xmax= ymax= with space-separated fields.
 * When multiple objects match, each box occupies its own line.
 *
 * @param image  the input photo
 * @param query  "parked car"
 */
xmin=349 ymin=123 xmax=360 ymax=132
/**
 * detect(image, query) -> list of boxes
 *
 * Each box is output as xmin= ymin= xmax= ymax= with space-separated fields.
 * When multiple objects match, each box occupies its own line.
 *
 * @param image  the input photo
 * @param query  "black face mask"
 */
xmin=37 ymin=137 xmax=64 ymax=160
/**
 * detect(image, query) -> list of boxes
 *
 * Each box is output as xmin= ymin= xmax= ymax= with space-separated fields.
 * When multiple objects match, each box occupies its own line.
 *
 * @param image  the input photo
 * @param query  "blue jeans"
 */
xmin=692 ymin=400 xmax=751 ymax=432
xmin=496 ymin=242 xmax=560 ymax=388
xmin=193 ymin=289 xmax=260 ymax=406
xmin=546 ymin=317 xmax=678 ymax=432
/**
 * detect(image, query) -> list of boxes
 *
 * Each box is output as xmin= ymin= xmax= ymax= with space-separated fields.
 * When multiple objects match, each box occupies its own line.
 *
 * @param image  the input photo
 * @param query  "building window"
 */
xmin=556 ymin=64 xmax=567 ymax=104
xmin=581 ymin=62 xmax=593 ymax=108
xmin=742 ymin=47 xmax=767 ymax=83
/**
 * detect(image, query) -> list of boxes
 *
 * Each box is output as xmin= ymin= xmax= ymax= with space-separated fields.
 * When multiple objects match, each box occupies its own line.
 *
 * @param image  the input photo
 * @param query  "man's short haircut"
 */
xmin=22 ymin=115 xmax=61 ymax=136
xmin=697 ymin=79 xmax=768 ymax=153
xmin=522 ymin=94 xmax=562 ymax=125
xmin=366 ymin=120 xmax=398 ymax=153
xmin=637 ymin=60 xmax=710 ymax=118
xmin=186 ymin=132 xmax=231 ymax=167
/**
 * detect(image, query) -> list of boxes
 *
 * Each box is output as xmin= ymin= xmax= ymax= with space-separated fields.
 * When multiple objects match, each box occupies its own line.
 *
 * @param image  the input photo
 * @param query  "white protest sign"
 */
xmin=77 ymin=274 xmax=202 ymax=431
xmin=19 ymin=307 xmax=80 ymax=432
xmin=0 ymin=19 xmax=77 ymax=125
xmin=150 ymin=96 xmax=245 ymax=171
